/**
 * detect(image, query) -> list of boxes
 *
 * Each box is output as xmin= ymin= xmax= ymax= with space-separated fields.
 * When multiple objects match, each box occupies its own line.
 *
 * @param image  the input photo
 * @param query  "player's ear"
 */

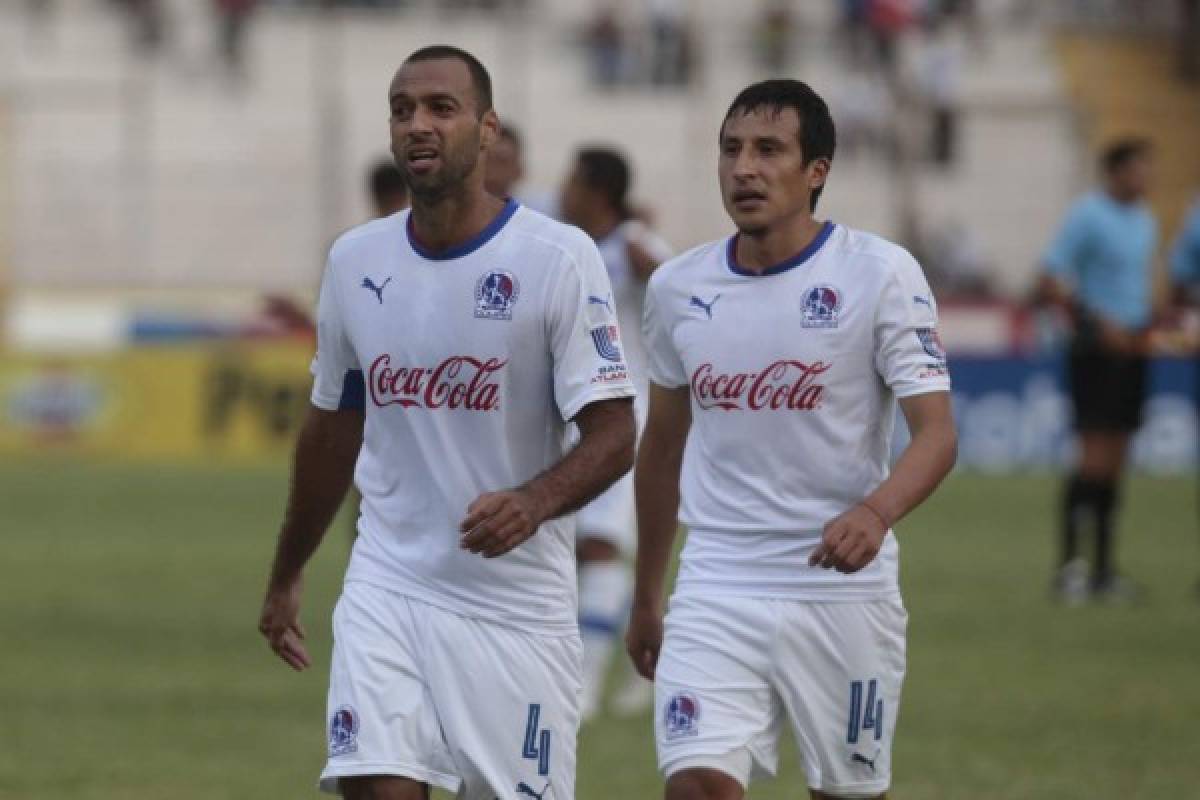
xmin=479 ymin=109 xmax=500 ymax=151
xmin=806 ymin=157 xmax=831 ymax=193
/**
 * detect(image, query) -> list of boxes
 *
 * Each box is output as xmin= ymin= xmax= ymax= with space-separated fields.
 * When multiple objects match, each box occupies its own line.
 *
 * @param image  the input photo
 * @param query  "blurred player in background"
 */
xmin=558 ymin=145 xmax=675 ymax=721
xmin=484 ymin=123 xmax=557 ymax=215
xmin=627 ymin=79 xmax=957 ymax=800
xmin=258 ymin=45 xmax=636 ymax=800
xmin=1038 ymin=138 xmax=1157 ymax=605
xmin=367 ymin=158 xmax=410 ymax=217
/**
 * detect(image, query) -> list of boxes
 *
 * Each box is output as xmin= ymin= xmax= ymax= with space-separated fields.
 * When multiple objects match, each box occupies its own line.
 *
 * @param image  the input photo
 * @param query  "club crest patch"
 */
xmin=663 ymin=692 xmax=701 ymax=739
xmin=915 ymin=327 xmax=946 ymax=362
xmin=590 ymin=324 xmax=623 ymax=362
xmin=802 ymin=285 xmax=842 ymax=328
xmin=328 ymin=706 xmax=359 ymax=757
xmin=475 ymin=270 xmax=520 ymax=320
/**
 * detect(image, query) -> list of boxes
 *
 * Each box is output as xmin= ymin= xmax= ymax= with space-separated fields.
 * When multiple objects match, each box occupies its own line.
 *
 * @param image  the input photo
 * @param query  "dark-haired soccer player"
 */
xmin=627 ymin=80 xmax=957 ymax=800
xmin=1039 ymin=138 xmax=1157 ymax=605
xmin=258 ymin=45 xmax=636 ymax=800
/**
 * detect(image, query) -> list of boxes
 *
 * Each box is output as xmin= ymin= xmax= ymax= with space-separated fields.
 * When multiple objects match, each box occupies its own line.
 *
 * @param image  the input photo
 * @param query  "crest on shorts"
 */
xmin=801 ymin=285 xmax=842 ymax=328
xmin=915 ymin=327 xmax=946 ymax=362
xmin=328 ymin=706 xmax=360 ymax=756
xmin=663 ymin=692 xmax=701 ymax=739
xmin=475 ymin=270 xmax=520 ymax=320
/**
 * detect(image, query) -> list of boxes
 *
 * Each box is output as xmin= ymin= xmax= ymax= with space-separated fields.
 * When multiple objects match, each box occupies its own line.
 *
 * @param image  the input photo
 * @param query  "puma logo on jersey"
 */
xmin=913 ymin=294 xmax=932 ymax=309
xmin=850 ymin=751 xmax=879 ymax=772
xmin=588 ymin=294 xmax=613 ymax=314
xmin=689 ymin=293 xmax=721 ymax=319
xmin=516 ymin=780 xmax=551 ymax=799
xmin=362 ymin=276 xmax=392 ymax=304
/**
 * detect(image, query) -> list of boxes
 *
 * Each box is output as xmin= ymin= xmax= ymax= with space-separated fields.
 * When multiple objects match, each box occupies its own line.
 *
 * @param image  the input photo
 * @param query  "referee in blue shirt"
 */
xmin=1039 ymin=138 xmax=1158 ymax=604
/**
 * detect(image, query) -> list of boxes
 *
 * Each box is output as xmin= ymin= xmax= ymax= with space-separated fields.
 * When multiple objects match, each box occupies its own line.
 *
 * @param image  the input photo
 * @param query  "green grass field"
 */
xmin=1 ymin=460 xmax=1198 ymax=799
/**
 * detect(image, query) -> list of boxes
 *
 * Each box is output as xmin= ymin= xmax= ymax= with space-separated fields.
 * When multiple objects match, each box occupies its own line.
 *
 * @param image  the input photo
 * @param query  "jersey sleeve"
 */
xmin=310 ymin=257 xmax=365 ymax=411
xmin=548 ymin=239 xmax=637 ymax=422
xmin=874 ymin=254 xmax=952 ymax=398
xmin=642 ymin=273 xmax=687 ymax=388
xmin=1042 ymin=199 xmax=1092 ymax=282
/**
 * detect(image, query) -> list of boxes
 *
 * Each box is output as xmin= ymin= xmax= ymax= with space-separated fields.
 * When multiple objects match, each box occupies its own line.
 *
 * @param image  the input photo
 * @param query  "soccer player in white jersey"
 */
xmin=626 ymin=80 xmax=958 ymax=800
xmin=559 ymin=146 xmax=675 ymax=720
xmin=257 ymin=45 xmax=636 ymax=800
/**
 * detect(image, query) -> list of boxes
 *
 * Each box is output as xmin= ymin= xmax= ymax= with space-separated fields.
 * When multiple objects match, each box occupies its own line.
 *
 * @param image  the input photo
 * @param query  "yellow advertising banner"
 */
xmin=0 ymin=342 xmax=315 ymax=462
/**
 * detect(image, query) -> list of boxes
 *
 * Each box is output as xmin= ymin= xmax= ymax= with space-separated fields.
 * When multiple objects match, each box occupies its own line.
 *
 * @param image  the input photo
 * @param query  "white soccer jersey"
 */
xmin=574 ymin=221 xmax=674 ymax=545
xmin=310 ymin=200 xmax=636 ymax=635
xmin=643 ymin=222 xmax=950 ymax=599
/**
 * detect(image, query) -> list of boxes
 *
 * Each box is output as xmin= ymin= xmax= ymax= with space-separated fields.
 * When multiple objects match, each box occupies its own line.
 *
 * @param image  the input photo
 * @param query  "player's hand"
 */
xmin=459 ymin=489 xmax=546 ymax=558
xmin=808 ymin=505 xmax=888 ymax=574
xmin=258 ymin=577 xmax=312 ymax=671
xmin=1097 ymin=319 xmax=1145 ymax=356
xmin=625 ymin=601 xmax=664 ymax=681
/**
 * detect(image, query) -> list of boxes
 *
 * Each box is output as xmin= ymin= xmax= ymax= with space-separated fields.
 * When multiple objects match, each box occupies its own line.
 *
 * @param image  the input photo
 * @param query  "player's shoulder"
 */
xmin=328 ymin=213 xmax=404 ymax=264
xmin=647 ymin=238 xmax=725 ymax=294
xmin=506 ymin=205 xmax=600 ymax=266
xmin=828 ymin=223 xmax=922 ymax=278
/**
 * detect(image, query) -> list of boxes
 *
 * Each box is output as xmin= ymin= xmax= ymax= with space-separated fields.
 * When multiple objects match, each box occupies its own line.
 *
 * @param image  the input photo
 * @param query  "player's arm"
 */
xmin=259 ymin=405 xmax=364 ymax=670
xmin=624 ymin=220 xmax=673 ymax=283
xmin=626 ymin=382 xmax=691 ymax=679
xmin=459 ymin=397 xmax=636 ymax=558
xmin=811 ymin=390 xmax=956 ymax=573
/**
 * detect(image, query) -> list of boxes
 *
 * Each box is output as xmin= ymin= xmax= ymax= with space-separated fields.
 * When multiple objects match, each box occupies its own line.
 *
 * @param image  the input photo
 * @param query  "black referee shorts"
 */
xmin=1067 ymin=344 xmax=1148 ymax=433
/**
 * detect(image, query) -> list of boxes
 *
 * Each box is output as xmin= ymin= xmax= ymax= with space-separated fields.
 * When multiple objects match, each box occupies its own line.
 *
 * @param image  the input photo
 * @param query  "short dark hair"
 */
xmin=576 ymin=147 xmax=631 ymax=217
xmin=722 ymin=79 xmax=836 ymax=211
xmin=404 ymin=45 xmax=493 ymax=116
xmin=1101 ymin=137 xmax=1151 ymax=174
xmin=368 ymin=159 xmax=407 ymax=203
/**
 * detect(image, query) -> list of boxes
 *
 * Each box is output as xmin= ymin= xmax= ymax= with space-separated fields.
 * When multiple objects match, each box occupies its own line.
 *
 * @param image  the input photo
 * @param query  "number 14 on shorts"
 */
xmin=847 ymin=679 xmax=884 ymax=744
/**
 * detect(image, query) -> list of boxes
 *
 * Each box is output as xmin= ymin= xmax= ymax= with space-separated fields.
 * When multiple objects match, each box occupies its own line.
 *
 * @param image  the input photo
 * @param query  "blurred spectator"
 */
xmin=755 ymin=0 xmax=797 ymax=73
xmin=1038 ymin=138 xmax=1158 ymax=605
xmin=915 ymin=12 xmax=965 ymax=167
xmin=585 ymin=5 xmax=625 ymax=88
xmin=112 ymin=0 xmax=168 ymax=54
xmin=866 ymin=0 xmax=917 ymax=75
xmin=213 ymin=0 xmax=258 ymax=80
xmin=833 ymin=65 xmax=895 ymax=161
xmin=646 ymin=0 xmax=691 ymax=86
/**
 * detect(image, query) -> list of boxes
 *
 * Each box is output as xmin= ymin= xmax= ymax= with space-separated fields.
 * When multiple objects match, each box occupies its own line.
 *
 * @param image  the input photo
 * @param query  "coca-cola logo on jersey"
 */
xmin=690 ymin=360 xmax=830 ymax=411
xmin=368 ymin=354 xmax=506 ymax=411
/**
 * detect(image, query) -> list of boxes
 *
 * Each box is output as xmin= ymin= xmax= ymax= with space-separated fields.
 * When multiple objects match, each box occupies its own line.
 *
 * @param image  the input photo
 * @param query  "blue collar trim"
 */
xmin=407 ymin=198 xmax=520 ymax=261
xmin=726 ymin=220 xmax=836 ymax=277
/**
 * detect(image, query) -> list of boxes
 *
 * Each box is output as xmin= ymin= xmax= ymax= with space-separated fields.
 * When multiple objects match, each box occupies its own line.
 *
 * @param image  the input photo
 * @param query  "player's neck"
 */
xmin=734 ymin=214 xmax=825 ymax=274
xmin=408 ymin=186 xmax=507 ymax=255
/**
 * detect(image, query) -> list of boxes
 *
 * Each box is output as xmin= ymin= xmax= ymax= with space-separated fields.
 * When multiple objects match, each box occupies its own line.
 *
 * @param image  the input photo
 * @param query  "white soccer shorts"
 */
xmin=319 ymin=581 xmax=582 ymax=799
xmin=654 ymin=593 xmax=907 ymax=798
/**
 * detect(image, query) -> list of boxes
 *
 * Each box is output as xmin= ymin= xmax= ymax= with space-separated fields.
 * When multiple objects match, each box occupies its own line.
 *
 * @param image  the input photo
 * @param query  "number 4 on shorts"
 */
xmin=521 ymin=704 xmax=551 ymax=776
xmin=847 ymin=679 xmax=884 ymax=744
